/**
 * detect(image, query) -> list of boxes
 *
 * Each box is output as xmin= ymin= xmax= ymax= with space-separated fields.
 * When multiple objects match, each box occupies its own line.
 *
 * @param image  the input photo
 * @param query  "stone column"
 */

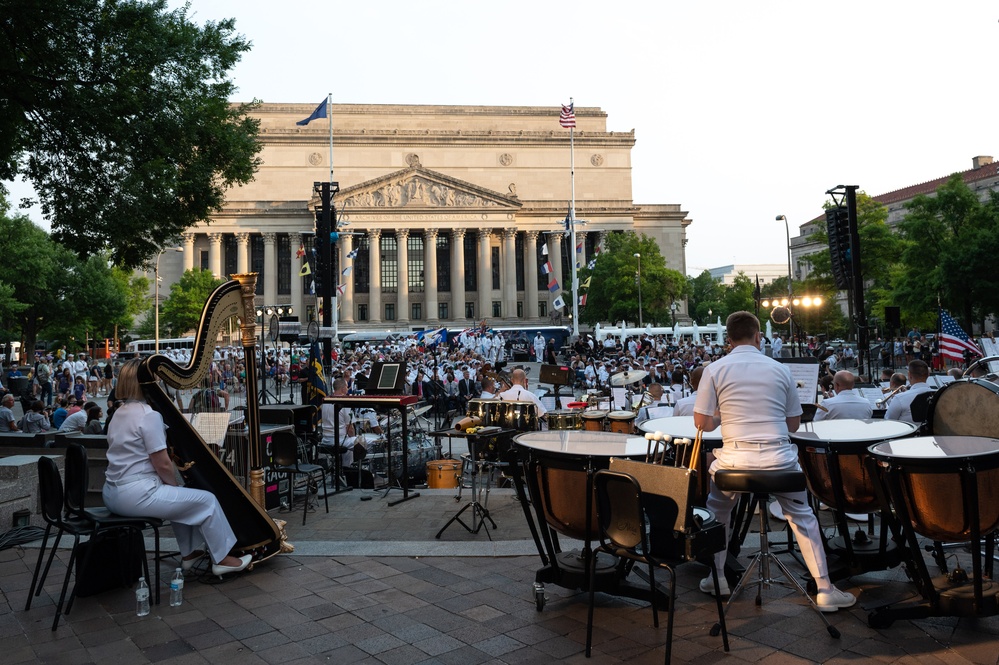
xmin=368 ymin=230 xmax=382 ymax=323
xmin=290 ymin=233 xmax=303 ymax=320
xmin=550 ymin=233 xmax=563 ymax=294
xmin=235 ymin=232 xmax=249 ymax=275
xmin=208 ymin=232 xmax=223 ymax=279
xmin=340 ymin=234 xmax=354 ymax=325
xmin=182 ymin=233 xmax=196 ymax=272
xmin=262 ymin=232 xmax=277 ymax=306
xmin=451 ymin=229 xmax=466 ymax=321
xmin=576 ymin=231 xmax=587 ymax=269
xmin=524 ymin=230 xmax=539 ymax=322
xmin=396 ymin=229 xmax=410 ymax=323
xmin=502 ymin=228 xmax=517 ymax=319
xmin=424 ymin=229 xmax=439 ymax=323
xmin=477 ymin=229 xmax=491 ymax=322
xmin=598 ymin=231 xmax=608 ymax=254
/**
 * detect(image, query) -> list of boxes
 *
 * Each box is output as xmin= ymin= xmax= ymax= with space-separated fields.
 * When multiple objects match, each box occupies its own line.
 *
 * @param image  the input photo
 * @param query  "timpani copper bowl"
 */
xmin=867 ymin=435 xmax=999 ymax=626
xmin=790 ymin=418 xmax=917 ymax=574
xmin=511 ymin=430 xmax=665 ymax=610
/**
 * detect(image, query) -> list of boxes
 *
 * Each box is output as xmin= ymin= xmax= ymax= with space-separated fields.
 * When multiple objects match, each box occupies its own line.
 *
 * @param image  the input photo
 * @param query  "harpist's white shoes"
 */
xmin=212 ymin=554 xmax=252 ymax=577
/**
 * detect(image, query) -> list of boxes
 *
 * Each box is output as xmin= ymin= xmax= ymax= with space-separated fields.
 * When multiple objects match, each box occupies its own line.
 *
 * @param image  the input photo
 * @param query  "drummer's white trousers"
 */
xmin=707 ymin=442 xmax=829 ymax=580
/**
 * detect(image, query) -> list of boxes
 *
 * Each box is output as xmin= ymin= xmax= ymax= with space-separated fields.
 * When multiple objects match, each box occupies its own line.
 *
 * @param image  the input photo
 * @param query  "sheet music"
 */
xmin=928 ymin=375 xmax=955 ymax=388
xmin=540 ymin=396 xmax=557 ymax=412
xmin=611 ymin=387 xmax=627 ymax=410
xmin=185 ymin=412 xmax=231 ymax=449
xmin=559 ymin=396 xmax=575 ymax=409
xmin=782 ymin=362 xmax=820 ymax=405
xmin=857 ymin=387 xmax=886 ymax=408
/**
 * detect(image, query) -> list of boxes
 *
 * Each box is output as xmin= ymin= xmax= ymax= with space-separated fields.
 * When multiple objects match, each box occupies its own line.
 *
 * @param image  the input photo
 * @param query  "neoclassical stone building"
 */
xmin=157 ymin=103 xmax=692 ymax=331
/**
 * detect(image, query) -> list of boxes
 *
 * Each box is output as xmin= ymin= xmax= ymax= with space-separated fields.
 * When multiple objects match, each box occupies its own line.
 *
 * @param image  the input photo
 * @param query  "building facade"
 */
xmin=708 ymin=264 xmax=788 ymax=287
xmin=155 ymin=103 xmax=691 ymax=333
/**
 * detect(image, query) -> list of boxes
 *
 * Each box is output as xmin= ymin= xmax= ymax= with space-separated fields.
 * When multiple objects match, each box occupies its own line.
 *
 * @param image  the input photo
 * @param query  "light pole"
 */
xmin=153 ymin=247 xmax=183 ymax=354
xmin=776 ymin=215 xmax=795 ymax=356
xmin=634 ymin=253 xmax=643 ymax=327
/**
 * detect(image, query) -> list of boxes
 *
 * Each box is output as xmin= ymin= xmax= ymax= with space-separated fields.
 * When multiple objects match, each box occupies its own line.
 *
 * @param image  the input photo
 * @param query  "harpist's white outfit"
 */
xmin=102 ymin=400 xmax=237 ymax=564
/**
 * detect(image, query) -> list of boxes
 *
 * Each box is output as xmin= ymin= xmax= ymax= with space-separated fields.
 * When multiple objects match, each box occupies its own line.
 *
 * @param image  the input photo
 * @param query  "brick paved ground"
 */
xmin=2 ymin=484 xmax=999 ymax=665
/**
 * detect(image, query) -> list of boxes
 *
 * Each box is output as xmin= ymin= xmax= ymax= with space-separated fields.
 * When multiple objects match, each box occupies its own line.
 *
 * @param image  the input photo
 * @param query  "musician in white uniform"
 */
xmin=102 ymin=359 xmax=251 ymax=576
xmin=321 ymin=378 xmax=359 ymax=466
xmin=814 ymin=371 xmax=872 ymax=421
xmin=498 ymin=368 xmax=547 ymax=417
xmin=885 ymin=360 xmax=934 ymax=424
xmin=694 ymin=311 xmax=855 ymax=612
xmin=672 ymin=366 xmax=703 ymax=417
xmin=636 ymin=383 xmax=667 ymax=424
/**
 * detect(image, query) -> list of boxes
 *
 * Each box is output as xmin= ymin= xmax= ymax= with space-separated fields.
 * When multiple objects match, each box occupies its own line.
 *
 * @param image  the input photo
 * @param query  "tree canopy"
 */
xmin=0 ymin=0 xmax=261 ymax=269
xmin=892 ymin=175 xmax=999 ymax=331
xmin=578 ymin=232 xmax=687 ymax=326
xmin=159 ymin=269 xmax=224 ymax=335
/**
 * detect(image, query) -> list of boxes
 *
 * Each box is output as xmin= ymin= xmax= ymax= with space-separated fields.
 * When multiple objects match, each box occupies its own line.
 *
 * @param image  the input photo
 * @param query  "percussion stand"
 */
xmin=435 ymin=453 xmax=498 ymax=540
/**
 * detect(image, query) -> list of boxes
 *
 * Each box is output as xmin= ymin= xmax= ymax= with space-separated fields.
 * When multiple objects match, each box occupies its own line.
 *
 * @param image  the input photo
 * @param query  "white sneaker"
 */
xmin=699 ymin=574 xmax=730 ymax=596
xmin=816 ymin=587 xmax=856 ymax=612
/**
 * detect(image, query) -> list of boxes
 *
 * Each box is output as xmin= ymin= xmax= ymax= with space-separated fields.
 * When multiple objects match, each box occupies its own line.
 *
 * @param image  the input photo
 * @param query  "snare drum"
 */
xmin=607 ymin=410 xmax=636 ymax=434
xmin=582 ymin=410 xmax=608 ymax=432
xmin=493 ymin=401 xmax=540 ymax=431
xmin=426 ymin=459 xmax=462 ymax=489
xmin=548 ymin=409 xmax=583 ymax=430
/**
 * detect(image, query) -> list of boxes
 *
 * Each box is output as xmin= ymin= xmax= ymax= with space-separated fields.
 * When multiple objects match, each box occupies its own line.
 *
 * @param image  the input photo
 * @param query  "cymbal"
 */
xmin=412 ymin=404 xmax=433 ymax=417
xmin=609 ymin=369 xmax=648 ymax=387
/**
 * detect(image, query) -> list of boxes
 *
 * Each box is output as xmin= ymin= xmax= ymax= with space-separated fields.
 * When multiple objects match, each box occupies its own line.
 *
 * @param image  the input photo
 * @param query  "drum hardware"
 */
xmin=609 ymin=369 xmax=648 ymax=387
xmin=962 ymin=355 xmax=999 ymax=377
xmin=411 ymin=404 xmax=434 ymax=418
xmin=866 ymin=435 xmax=999 ymax=627
xmin=435 ymin=453 xmax=500 ymax=540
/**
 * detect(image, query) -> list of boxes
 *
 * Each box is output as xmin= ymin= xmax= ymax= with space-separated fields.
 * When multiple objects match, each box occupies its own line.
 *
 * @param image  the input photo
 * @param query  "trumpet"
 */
xmin=876 ymin=384 xmax=907 ymax=408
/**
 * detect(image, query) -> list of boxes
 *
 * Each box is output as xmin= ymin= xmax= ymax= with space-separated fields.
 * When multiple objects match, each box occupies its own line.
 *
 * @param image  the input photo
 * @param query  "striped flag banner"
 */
xmin=547 ymin=278 xmax=560 ymax=293
xmin=541 ymin=261 xmax=554 ymax=275
xmin=939 ymin=310 xmax=981 ymax=361
xmin=559 ymin=103 xmax=576 ymax=128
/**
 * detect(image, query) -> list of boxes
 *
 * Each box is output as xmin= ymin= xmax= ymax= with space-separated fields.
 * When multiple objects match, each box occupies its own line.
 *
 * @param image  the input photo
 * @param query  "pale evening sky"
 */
xmin=6 ymin=1 xmax=996 ymax=276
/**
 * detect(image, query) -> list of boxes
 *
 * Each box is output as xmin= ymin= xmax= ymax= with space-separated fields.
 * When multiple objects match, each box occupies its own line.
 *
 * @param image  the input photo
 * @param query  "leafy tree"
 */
xmin=160 ymin=269 xmax=224 ymax=335
xmin=687 ymin=270 xmax=725 ymax=323
xmin=893 ymin=175 xmax=999 ymax=331
xmin=0 ymin=0 xmax=262 ymax=269
xmin=579 ymin=232 xmax=687 ymax=326
xmin=723 ymin=273 xmax=758 ymax=320
xmin=0 ymin=200 xmax=79 ymax=357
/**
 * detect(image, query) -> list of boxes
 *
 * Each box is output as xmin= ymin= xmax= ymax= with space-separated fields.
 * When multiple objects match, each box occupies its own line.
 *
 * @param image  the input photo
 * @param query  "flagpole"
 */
xmin=568 ymin=97 xmax=579 ymax=340
xmin=327 ymin=92 xmax=333 ymax=184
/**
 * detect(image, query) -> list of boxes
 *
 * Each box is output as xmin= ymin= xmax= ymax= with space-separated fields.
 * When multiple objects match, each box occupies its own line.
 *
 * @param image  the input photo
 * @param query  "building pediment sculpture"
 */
xmin=335 ymin=166 xmax=520 ymax=211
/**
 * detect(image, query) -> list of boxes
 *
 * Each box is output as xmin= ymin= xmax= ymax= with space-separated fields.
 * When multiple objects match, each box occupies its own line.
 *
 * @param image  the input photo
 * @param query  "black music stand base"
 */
xmin=435 ymin=500 xmax=496 ymax=540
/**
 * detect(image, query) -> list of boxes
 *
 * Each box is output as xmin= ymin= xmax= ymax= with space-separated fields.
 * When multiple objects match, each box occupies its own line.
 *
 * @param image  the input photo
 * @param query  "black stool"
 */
xmin=711 ymin=469 xmax=841 ymax=638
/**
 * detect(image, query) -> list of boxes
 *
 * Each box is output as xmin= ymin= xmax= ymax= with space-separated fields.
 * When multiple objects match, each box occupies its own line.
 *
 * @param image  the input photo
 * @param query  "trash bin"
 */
xmin=8 ymin=376 xmax=29 ymax=396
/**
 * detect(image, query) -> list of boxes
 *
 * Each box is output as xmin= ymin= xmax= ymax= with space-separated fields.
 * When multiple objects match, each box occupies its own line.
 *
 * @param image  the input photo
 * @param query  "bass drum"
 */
xmin=928 ymin=378 xmax=999 ymax=437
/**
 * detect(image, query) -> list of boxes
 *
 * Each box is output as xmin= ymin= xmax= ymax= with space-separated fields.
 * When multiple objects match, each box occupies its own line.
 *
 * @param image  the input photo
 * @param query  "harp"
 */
xmin=137 ymin=273 xmax=288 ymax=561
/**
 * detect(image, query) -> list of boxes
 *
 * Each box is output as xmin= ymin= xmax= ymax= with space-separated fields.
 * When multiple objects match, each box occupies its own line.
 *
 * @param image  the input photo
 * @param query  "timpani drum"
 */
xmin=581 ymin=410 xmax=607 ymax=431
xmin=493 ymin=401 xmax=540 ymax=432
xmin=791 ymin=419 xmax=917 ymax=514
xmin=639 ymin=416 xmax=725 ymax=450
xmin=607 ymin=410 xmax=637 ymax=434
xmin=466 ymin=398 xmax=496 ymax=426
xmin=928 ymin=378 xmax=999 ymax=437
xmin=548 ymin=409 xmax=583 ymax=430
xmin=867 ymin=435 xmax=999 ymax=624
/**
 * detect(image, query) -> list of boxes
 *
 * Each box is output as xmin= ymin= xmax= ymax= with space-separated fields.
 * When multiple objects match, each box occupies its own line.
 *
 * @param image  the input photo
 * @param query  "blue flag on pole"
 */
xmin=297 ymin=99 xmax=328 ymax=126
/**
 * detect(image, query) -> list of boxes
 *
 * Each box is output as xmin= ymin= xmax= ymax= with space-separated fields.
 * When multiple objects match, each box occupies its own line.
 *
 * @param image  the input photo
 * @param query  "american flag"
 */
xmin=559 ymin=103 xmax=576 ymax=128
xmin=939 ymin=310 xmax=980 ymax=361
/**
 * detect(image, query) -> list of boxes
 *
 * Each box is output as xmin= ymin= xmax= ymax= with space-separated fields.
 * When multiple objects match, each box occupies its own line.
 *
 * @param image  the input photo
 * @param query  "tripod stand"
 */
xmin=436 ymin=452 xmax=499 ymax=540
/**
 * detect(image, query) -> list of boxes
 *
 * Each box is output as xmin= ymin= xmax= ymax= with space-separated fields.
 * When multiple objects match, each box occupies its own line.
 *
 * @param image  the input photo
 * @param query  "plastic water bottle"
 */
xmin=169 ymin=568 xmax=184 ymax=607
xmin=136 ymin=577 xmax=150 ymax=616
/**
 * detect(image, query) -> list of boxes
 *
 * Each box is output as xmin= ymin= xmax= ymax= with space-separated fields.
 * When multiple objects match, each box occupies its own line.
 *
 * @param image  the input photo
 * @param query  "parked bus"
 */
xmin=124 ymin=337 xmax=196 ymax=357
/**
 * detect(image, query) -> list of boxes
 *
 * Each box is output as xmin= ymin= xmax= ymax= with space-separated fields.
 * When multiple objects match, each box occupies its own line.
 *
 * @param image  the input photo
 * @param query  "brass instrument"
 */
xmin=876 ymin=384 xmax=907 ymax=408
xmin=138 ymin=274 xmax=288 ymax=562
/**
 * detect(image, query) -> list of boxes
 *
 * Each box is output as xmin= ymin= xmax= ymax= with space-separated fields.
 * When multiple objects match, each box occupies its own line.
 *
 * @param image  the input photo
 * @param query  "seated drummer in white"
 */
xmin=321 ymin=378 xmax=359 ymax=466
xmin=497 ymin=368 xmax=547 ymax=417
xmin=814 ymin=370 xmax=873 ymax=421
xmin=885 ymin=359 xmax=934 ymax=424
xmin=672 ymin=366 xmax=704 ymax=417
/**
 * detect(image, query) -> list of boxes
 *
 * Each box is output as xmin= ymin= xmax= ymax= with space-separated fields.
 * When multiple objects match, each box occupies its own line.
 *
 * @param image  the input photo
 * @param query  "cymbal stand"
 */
xmin=435 ymin=454 xmax=498 ymax=540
